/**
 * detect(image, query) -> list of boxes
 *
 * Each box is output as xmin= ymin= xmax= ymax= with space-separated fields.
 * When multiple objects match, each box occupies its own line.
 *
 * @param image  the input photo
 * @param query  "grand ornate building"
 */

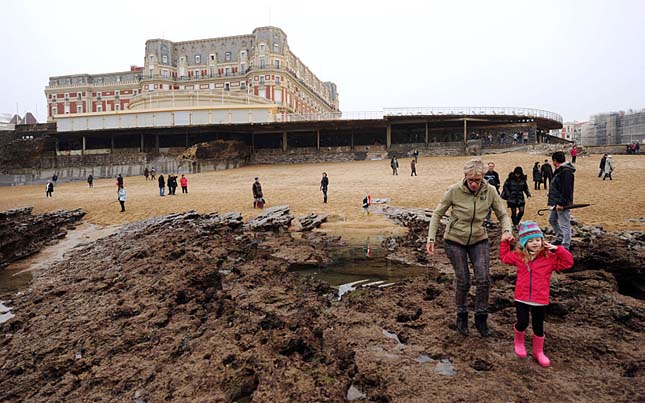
xmin=45 ymin=26 xmax=339 ymax=123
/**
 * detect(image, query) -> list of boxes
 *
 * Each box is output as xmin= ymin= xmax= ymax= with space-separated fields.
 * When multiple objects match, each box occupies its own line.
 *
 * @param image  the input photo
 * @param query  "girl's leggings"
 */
xmin=515 ymin=301 xmax=545 ymax=337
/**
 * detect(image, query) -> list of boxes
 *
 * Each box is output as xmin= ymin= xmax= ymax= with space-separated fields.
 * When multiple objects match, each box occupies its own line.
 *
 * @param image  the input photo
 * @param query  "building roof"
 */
xmin=21 ymin=112 xmax=38 ymax=125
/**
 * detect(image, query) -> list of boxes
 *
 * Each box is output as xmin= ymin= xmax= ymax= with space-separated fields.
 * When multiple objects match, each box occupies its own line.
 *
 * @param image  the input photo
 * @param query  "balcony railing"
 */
xmin=383 ymin=107 xmax=563 ymax=124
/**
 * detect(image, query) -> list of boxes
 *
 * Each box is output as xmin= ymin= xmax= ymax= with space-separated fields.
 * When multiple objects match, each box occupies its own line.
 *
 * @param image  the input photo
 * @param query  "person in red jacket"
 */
xmin=500 ymin=220 xmax=573 ymax=367
xmin=180 ymin=174 xmax=188 ymax=194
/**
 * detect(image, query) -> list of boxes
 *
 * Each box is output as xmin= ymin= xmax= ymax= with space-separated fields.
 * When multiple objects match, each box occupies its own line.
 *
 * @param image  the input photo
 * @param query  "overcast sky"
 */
xmin=2 ymin=0 xmax=643 ymax=123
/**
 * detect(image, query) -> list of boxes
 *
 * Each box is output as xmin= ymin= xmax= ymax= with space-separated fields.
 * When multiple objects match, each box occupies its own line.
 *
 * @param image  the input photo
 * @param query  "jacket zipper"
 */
xmin=527 ymin=262 xmax=533 ymax=301
xmin=467 ymin=195 xmax=476 ymax=245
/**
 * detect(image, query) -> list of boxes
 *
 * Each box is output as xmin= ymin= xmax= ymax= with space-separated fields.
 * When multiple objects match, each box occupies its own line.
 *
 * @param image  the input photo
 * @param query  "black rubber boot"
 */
xmin=475 ymin=313 xmax=493 ymax=337
xmin=456 ymin=312 xmax=469 ymax=336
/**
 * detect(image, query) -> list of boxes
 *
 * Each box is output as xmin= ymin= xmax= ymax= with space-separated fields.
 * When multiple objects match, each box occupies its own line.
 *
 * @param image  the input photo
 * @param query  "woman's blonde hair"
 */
xmin=463 ymin=159 xmax=486 ymax=176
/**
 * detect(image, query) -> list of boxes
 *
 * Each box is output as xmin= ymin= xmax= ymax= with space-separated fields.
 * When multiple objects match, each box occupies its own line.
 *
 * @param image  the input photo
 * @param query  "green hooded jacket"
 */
xmin=427 ymin=181 xmax=512 ymax=245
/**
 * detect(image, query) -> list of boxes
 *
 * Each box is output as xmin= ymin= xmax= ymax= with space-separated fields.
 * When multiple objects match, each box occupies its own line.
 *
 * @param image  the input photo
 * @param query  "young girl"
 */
xmin=500 ymin=220 xmax=574 ymax=367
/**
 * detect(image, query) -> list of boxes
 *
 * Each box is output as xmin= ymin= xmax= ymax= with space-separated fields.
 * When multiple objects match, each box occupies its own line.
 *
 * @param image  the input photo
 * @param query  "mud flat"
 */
xmin=0 ymin=206 xmax=643 ymax=402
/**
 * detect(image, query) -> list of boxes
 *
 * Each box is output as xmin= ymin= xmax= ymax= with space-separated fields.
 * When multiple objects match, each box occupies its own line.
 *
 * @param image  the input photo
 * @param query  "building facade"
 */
xmin=580 ymin=110 xmax=645 ymax=146
xmin=45 ymin=27 xmax=339 ymax=123
xmin=550 ymin=121 xmax=586 ymax=144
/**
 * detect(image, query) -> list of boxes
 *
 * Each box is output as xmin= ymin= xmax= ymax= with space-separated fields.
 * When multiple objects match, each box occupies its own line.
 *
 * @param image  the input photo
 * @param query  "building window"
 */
xmin=116 ymin=76 xmax=121 ymax=83
xmin=180 ymin=56 xmax=185 ymax=64
xmin=149 ymin=68 xmax=154 ymax=78
xmin=134 ymin=90 xmax=138 ymax=96
xmin=116 ymin=104 xmax=120 ymax=111
xmin=240 ymin=63 xmax=246 ymax=74
xmin=240 ymin=50 xmax=246 ymax=58
xmin=240 ymin=81 xmax=246 ymax=90
xmin=225 ymin=67 xmax=230 ymax=76
xmin=97 ymin=105 xmax=103 ymax=112
xmin=225 ymin=83 xmax=230 ymax=91
xmin=64 ymin=93 xmax=69 ymax=101
xmin=210 ymin=66 xmax=215 ymax=77
xmin=225 ymin=52 xmax=231 ymax=61
xmin=162 ymin=54 xmax=168 ymax=63
xmin=115 ymin=90 xmax=120 ymax=99
xmin=195 ymin=55 xmax=201 ymax=64
xmin=64 ymin=105 xmax=70 ymax=114
xmin=210 ymin=54 xmax=215 ymax=61
xmin=77 ymin=104 xmax=83 ymax=113
xmin=259 ymin=76 xmax=265 ymax=85
xmin=260 ymin=44 xmax=265 ymax=53
xmin=274 ymin=43 xmax=279 ymax=52
xmin=162 ymin=70 xmax=169 ymax=79
xmin=77 ymin=93 xmax=82 ymax=100
xmin=274 ymin=59 xmax=280 ymax=69
xmin=52 ymin=95 xmax=57 ymax=102
xmin=259 ymin=56 xmax=265 ymax=69
xmin=195 ymin=70 xmax=201 ymax=79
xmin=275 ymin=76 xmax=281 ymax=85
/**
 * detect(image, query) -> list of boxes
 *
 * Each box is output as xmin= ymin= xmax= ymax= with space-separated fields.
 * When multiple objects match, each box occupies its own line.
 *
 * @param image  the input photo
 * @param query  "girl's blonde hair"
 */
xmin=463 ymin=159 xmax=486 ymax=176
xmin=515 ymin=239 xmax=548 ymax=263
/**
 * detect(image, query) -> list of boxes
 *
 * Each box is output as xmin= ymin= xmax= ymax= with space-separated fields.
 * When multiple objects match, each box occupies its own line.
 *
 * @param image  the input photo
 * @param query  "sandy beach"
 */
xmin=0 ymin=152 xmax=643 ymax=235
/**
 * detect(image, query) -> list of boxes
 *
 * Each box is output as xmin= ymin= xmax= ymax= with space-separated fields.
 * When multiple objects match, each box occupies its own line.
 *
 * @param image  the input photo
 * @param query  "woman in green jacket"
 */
xmin=427 ymin=159 xmax=514 ymax=337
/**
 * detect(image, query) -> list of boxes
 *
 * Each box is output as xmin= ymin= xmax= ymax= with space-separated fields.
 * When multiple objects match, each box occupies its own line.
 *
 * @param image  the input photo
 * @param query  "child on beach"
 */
xmin=500 ymin=221 xmax=574 ymax=367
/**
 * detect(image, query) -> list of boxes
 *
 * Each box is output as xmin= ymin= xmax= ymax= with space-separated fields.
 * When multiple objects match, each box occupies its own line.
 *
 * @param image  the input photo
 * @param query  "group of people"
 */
xmin=390 ymin=150 xmax=420 ymax=177
xmin=143 ymin=167 xmax=157 ymax=181
xmin=598 ymin=154 xmax=614 ymax=180
xmin=158 ymin=174 xmax=188 ymax=196
xmin=626 ymin=142 xmax=640 ymax=154
xmin=427 ymin=152 xmax=576 ymax=368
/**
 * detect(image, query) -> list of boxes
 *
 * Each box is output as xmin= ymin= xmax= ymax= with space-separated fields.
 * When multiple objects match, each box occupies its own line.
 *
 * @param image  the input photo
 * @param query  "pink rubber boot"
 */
xmin=513 ymin=326 xmax=527 ymax=358
xmin=532 ymin=335 xmax=551 ymax=367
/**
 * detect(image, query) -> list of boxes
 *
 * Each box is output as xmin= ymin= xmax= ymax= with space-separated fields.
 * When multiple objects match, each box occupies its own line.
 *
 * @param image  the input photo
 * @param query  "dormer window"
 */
xmin=225 ymin=52 xmax=231 ymax=62
xmin=210 ymin=54 xmax=215 ymax=62
xmin=162 ymin=55 xmax=168 ymax=63
xmin=195 ymin=55 xmax=201 ymax=64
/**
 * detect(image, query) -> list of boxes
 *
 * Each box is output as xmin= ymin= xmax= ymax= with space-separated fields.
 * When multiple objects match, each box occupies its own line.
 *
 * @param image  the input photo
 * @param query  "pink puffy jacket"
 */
xmin=500 ymin=240 xmax=574 ymax=305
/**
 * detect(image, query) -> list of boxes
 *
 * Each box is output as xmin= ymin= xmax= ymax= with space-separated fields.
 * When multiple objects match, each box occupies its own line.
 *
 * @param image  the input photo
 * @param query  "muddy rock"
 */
xmin=245 ymin=205 xmax=294 ymax=232
xmin=297 ymin=213 xmax=328 ymax=232
xmin=0 ymin=207 xmax=85 ymax=268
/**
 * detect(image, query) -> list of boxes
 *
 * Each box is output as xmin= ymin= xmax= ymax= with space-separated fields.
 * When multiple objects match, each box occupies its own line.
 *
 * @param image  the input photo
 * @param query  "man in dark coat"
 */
xmin=540 ymin=159 xmax=553 ymax=190
xmin=158 ymin=174 xmax=166 ymax=196
xmin=502 ymin=167 xmax=531 ymax=228
xmin=548 ymin=151 xmax=576 ymax=250
xmin=598 ymin=154 xmax=607 ymax=178
xmin=253 ymin=177 xmax=264 ymax=208
xmin=320 ymin=172 xmax=329 ymax=203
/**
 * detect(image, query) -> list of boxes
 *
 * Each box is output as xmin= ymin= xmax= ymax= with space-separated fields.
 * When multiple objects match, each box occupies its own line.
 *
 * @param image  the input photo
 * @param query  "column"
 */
xmin=110 ymin=135 xmax=115 ymax=152
xmin=463 ymin=119 xmax=468 ymax=144
xmin=155 ymin=134 xmax=159 ymax=153
xmin=251 ymin=132 xmax=255 ymax=154
xmin=282 ymin=131 xmax=288 ymax=152
xmin=386 ymin=124 xmax=391 ymax=149
xmin=140 ymin=134 xmax=144 ymax=152
xmin=82 ymin=136 xmax=86 ymax=155
xmin=316 ymin=129 xmax=320 ymax=152
xmin=425 ymin=122 xmax=429 ymax=147
xmin=351 ymin=130 xmax=354 ymax=150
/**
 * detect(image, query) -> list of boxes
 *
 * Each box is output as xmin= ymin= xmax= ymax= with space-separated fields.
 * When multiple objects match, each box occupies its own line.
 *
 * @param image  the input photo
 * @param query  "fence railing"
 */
xmin=383 ymin=107 xmax=563 ymax=123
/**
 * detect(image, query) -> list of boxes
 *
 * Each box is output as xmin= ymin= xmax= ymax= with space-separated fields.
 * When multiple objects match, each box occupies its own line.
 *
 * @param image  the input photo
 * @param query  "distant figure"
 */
xmin=116 ymin=186 xmax=125 ymax=213
xmin=116 ymin=174 xmax=124 ymax=188
xmin=598 ymin=154 xmax=607 ymax=178
xmin=410 ymin=159 xmax=417 ymax=176
xmin=150 ymin=167 xmax=156 ymax=180
xmin=52 ymin=173 xmax=58 ymax=186
xmin=532 ymin=162 xmax=542 ymax=190
xmin=502 ymin=167 xmax=531 ymax=229
xmin=390 ymin=156 xmax=399 ymax=175
xmin=252 ymin=177 xmax=264 ymax=208
xmin=168 ymin=174 xmax=177 ymax=195
xmin=603 ymin=155 xmax=614 ymax=180
xmin=180 ymin=174 xmax=188 ymax=194
xmin=540 ymin=159 xmax=553 ymax=190
xmin=87 ymin=174 xmax=94 ymax=188
xmin=144 ymin=167 xmax=150 ymax=181
xmin=45 ymin=181 xmax=54 ymax=198
xmin=362 ymin=194 xmax=371 ymax=215
xmin=117 ymin=186 xmax=126 ymax=212
xmin=512 ymin=133 xmax=518 ymax=144
xmin=500 ymin=132 xmax=506 ymax=144
xmin=570 ymin=147 xmax=578 ymax=164
xmin=483 ymin=161 xmax=501 ymax=226
xmin=522 ymin=131 xmax=529 ymax=144
xmin=158 ymin=174 xmax=165 ymax=196
xmin=320 ymin=172 xmax=329 ymax=203
xmin=413 ymin=148 xmax=419 ymax=162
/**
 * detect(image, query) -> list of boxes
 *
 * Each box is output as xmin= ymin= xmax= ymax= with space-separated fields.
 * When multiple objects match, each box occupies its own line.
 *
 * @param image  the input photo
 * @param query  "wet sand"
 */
xmin=0 ymin=152 xmax=642 ymax=233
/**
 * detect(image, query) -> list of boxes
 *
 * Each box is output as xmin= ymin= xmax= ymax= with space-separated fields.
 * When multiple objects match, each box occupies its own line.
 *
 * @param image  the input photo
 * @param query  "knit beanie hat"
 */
xmin=518 ymin=221 xmax=543 ymax=248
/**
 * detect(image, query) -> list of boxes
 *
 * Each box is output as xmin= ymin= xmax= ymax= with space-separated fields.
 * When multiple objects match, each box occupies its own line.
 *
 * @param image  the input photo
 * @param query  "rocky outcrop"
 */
xmin=245 ymin=205 xmax=294 ymax=232
xmin=0 ymin=207 xmax=85 ymax=268
xmin=297 ymin=213 xmax=328 ymax=231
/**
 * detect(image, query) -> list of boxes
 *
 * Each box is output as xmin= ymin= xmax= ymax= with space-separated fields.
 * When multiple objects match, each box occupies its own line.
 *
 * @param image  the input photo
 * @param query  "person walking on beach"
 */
xmin=168 ymin=174 xmax=177 ymax=195
xmin=413 ymin=148 xmax=419 ymax=163
xmin=502 ymin=167 xmax=532 ymax=229
xmin=150 ymin=167 xmax=156 ymax=180
xmin=540 ymin=159 xmax=553 ymax=190
xmin=180 ymin=174 xmax=188 ymax=193
xmin=603 ymin=155 xmax=614 ymax=181
xmin=117 ymin=185 xmax=127 ymax=212
xmin=483 ymin=161 xmax=501 ymax=227
xmin=362 ymin=194 xmax=371 ymax=215
xmin=390 ymin=156 xmax=399 ymax=175
xmin=570 ymin=146 xmax=578 ymax=164
xmin=410 ymin=159 xmax=417 ymax=176
xmin=598 ymin=154 xmax=608 ymax=178
xmin=532 ymin=162 xmax=542 ymax=190
xmin=116 ymin=174 xmax=124 ymax=188
xmin=51 ymin=173 xmax=58 ymax=186
xmin=427 ymin=159 xmax=513 ymax=337
xmin=87 ymin=174 xmax=94 ymax=188
xmin=144 ymin=167 xmax=149 ymax=181
xmin=158 ymin=174 xmax=165 ymax=196
xmin=45 ymin=181 xmax=54 ymax=198
xmin=252 ymin=177 xmax=264 ymax=208
xmin=500 ymin=221 xmax=573 ymax=367
xmin=320 ymin=172 xmax=329 ymax=203
xmin=548 ymin=151 xmax=575 ymax=250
